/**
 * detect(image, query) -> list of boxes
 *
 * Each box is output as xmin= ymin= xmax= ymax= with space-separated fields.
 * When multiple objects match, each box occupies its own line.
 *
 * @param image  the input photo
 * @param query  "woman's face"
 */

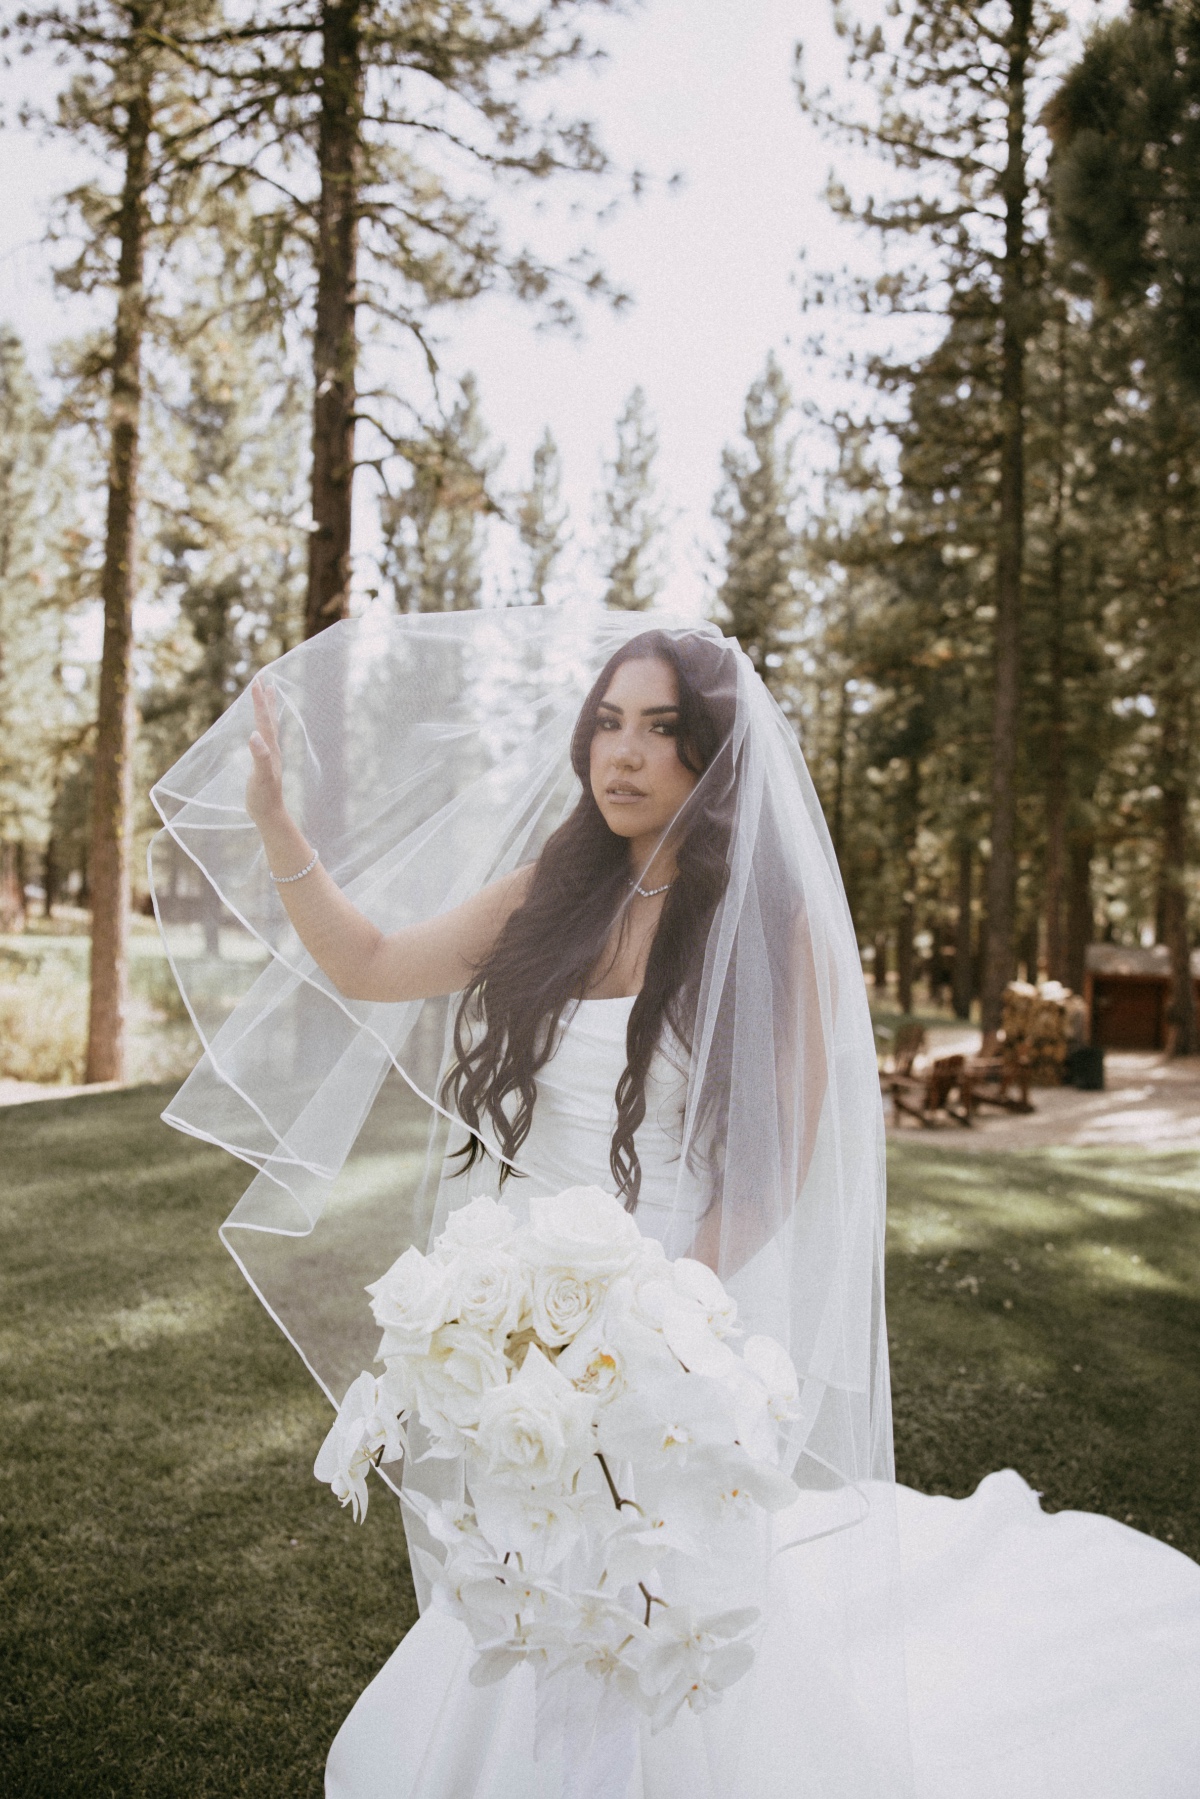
xmin=589 ymin=655 xmax=700 ymax=848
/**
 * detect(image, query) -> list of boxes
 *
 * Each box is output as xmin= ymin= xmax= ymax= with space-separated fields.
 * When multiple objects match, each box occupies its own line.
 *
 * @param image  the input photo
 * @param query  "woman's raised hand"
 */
xmin=247 ymin=678 xmax=286 ymax=828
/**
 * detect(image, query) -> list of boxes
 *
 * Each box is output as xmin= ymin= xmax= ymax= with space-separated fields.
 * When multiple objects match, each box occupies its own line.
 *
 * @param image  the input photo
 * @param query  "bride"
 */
xmin=152 ymin=609 xmax=1200 ymax=1798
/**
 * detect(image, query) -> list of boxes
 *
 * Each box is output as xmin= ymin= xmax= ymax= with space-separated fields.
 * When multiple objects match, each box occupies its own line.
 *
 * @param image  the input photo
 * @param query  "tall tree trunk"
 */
xmin=897 ymin=899 xmax=915 ymax=1017
xmin=1160 ymin=697 xmax=1197 ymax=1056
xmin=831 ymin=673 xmax=851 ymax=867
xmin=953 ymin=837 xmax=973 ymax=1020
xmin=86 ymin=69 xmax=150 ymax=1085
xmin=873 ymin=929 xmax=889 ymax=993
xmin=897 ymin=755 xmax=921 ymax=1016
xmin=305 ymin=0 xmax=362 ymax=638
xmin=0 ymin=843 xmax=23 ymax=932
xmin=43 ymin=836 xmax=57 ymax=917
xmin=981 ymin=0 xmax=1032 ymax=1040
xmin=1065 ymin=829 xmax=1093 ymax=995
xmin=1044 ymin=308 xmax=1069 ymax=982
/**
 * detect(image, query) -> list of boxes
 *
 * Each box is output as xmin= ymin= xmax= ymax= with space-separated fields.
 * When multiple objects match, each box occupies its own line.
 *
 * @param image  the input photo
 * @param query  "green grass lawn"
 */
xmin=1 ymin=1087 xmax=1198 ymax=1795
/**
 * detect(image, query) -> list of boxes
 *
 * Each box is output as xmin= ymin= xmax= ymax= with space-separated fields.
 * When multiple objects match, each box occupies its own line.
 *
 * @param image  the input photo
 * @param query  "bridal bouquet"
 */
xmin=315 ymin=1186 xmax=801 ymax=1735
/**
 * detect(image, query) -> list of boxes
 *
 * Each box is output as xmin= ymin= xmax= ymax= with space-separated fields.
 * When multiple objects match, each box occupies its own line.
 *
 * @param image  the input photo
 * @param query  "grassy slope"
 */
xmin=1 ymin=1088 xmax=1197 ymax=1795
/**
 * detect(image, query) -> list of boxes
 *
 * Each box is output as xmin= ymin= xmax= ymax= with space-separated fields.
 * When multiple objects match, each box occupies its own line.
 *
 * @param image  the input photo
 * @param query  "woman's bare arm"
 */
xmin=246 ymin=678 xmax=530 ymax=1002
xmin=684 ymin=910 xmax=833 ymax=1275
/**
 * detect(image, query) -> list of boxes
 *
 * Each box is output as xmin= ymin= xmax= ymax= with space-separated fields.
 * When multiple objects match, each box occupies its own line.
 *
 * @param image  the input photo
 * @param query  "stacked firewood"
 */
xmin=1001 ymin=980 xmax=1071 ymax=1085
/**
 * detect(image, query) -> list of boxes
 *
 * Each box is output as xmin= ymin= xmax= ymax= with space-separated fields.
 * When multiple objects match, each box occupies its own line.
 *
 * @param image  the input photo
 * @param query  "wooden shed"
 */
xmin=1084 ymin=944 xmax=1200 ymax=1051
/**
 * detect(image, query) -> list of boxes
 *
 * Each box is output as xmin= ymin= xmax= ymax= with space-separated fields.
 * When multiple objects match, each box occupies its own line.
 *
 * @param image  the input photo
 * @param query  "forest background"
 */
xmin=1 ymin=0 xmax=1198 ymax=1089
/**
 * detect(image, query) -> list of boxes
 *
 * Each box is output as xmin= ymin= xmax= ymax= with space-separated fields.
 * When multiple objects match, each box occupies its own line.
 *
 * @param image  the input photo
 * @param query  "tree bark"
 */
xmin=1160 ymin=704 xmax=1197 ymax=1055
xmin=43 ymin=836 xmax=57 ymax=917
xmin=85 ymin=64 xmax=150 ymax=1085
xmin=1065 ymin=829 xmax=1093 ymax=995
xmin=897 ymin=897 xmax=915 ymax=1017
xmin=953 ymin=837 xmax=973 ymax=1019
xmin=981 ymin=0 xmax=1032 ymax=1039
xmin=897 ymin=755 xmax=921 ymax=1016
xmin=305 ymin=0 xmax=362 ymax=638
xmin=873 ymin=930 xmax=889 ymax=994
xmin=1044 ymin=308 xmax=1069 ymax=983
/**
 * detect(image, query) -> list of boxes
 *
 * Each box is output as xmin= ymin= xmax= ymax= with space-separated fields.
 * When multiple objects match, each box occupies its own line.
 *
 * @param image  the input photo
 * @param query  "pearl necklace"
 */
xmin=629 ymin=874 xmax=672 ymax=899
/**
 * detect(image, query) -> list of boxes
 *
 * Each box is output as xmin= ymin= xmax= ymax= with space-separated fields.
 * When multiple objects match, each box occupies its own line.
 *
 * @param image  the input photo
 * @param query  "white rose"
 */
xmin=367 ymin=1246 xmax=452 ymax=1354
xmin=446 ymin=1248 xmax=526 ymax=1340
xmin=435 ymin=1195 xmax=516 ymax=1256
xmin=528 ymin=1265 xmax=603 ymax=1347
xmin=472 ymin=1345 xmax=596 ymax=1489
xmin=409 ymin=1323 xmax=508 ymax=1452
xmin=521 ymin=1186 xmax=645 ymax=1278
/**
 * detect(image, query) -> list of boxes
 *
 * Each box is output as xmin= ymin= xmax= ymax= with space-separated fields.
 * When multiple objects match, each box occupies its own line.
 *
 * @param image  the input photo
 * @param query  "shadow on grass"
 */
xmin=1 ymin=1090 xmax=1197 ymax=1794
xmin=0 ymin=1085 xmax=415 ymax=1798
xmin=886 ymin=1140 xmax=1200 ymax=1562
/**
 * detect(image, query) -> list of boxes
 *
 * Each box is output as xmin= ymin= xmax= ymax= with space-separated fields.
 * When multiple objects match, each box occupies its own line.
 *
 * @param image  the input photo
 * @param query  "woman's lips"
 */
xmin=606 ymin=785 xmax=647 ymax=802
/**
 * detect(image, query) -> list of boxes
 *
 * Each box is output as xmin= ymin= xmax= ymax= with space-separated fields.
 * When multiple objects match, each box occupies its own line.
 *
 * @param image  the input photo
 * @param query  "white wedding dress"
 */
xmin=326 ymin=998 xmax=1200 ymax=1799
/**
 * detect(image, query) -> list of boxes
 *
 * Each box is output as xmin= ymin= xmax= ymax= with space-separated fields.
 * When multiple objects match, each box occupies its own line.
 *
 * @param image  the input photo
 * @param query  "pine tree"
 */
xmin=799 ymin=0 xmax=1066 ymax=1037
xmin=13 ymin=0 xmax=224 ymax=1079
xmin=0 ymin=330 xmax=90 ymax=928
xmin=139 ymin=230 xmax=309 ymax=770
xmin=380 ymin=375 xmax=497 ymax=613
xmin=184 ymin=1 xmax=623 ymax=637
xmin=597 ymin=388 xmax=665 ymax=612
xmin=713 ymin=356 xmax=800 ymax=701
xmin=1050 ymin=2 xmax=1200 ymax=1052
xmin=1051 ymin=18 xmax=1200 ymax=1051
xmin=517 ymin=429 xmax=570 ymax=606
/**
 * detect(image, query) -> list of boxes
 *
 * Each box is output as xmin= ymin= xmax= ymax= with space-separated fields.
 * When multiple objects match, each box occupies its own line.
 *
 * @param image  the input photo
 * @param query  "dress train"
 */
xmin=326 ymin=1469 xmax=1200 ymax=1798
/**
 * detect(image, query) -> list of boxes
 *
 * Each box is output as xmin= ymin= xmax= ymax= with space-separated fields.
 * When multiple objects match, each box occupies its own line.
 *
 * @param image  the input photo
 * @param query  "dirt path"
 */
xmin=6 ymin=1048 xmax=1199 ymax=1155
xmin=888 ymin=1034 xmax=1200 ymax=1152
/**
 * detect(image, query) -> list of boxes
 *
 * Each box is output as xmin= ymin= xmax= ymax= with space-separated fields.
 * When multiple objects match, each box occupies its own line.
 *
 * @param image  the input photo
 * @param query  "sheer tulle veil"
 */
xmin=151 ymin=605 xmax=913 ymax=1793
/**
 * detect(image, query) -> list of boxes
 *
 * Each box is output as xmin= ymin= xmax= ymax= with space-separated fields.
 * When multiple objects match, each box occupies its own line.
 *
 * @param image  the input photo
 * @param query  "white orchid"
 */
xmin=669 ymin=1258 xmax=740 ymax=1338
xmin=638 ymin=1606 xmax=760 ymax=1731
xmin=318 ymin=1184 xmax=802 ymax=1732
xmin=313 ymin=1370 xmax=406 ymax=1521
xmin=742 ymin=1334 xmax=800 ymax=1423
xmin=596 ymin=1370 xmax=739 ymax=1471
xmin=557 ymin=1277 xmax=678 ymax=1405
xmin=472 ymin=1480 xmax=588 ymax=1573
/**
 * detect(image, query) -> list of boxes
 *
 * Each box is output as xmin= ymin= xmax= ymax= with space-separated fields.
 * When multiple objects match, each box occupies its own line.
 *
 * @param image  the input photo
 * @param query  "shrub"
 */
xmin=0 ymin=965 xmax=87 ymax=1083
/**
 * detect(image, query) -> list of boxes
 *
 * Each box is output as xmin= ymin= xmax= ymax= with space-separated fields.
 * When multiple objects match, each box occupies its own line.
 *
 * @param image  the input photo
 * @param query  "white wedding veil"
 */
xmin=151 ymin=605 xmax=912 ymax=1795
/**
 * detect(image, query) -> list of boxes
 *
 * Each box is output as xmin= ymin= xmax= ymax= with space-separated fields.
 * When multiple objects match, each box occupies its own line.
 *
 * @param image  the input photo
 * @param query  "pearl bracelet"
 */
xmin=270 ymin=849 xmax=320 ymax=884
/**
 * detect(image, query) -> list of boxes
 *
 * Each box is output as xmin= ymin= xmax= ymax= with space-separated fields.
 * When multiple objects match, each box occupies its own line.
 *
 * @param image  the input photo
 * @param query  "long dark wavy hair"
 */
xmin=439 ymin=629 xmax=739 ymax=1208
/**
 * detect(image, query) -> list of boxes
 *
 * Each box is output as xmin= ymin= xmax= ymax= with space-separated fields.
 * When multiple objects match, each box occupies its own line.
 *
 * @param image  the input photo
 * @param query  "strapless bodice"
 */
xmin=515 ymin=995 xmax=705 ymax=1259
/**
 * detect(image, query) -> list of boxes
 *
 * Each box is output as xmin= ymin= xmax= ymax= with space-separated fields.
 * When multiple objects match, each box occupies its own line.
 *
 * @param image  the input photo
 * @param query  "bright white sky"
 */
xmin=0 ymin=0 xmax=1117 ymax=622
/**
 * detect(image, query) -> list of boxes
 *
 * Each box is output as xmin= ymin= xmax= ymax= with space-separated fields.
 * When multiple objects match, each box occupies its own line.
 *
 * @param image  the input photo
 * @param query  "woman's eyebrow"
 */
xmin=596 ymin=700 xmax=679 ymax=717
